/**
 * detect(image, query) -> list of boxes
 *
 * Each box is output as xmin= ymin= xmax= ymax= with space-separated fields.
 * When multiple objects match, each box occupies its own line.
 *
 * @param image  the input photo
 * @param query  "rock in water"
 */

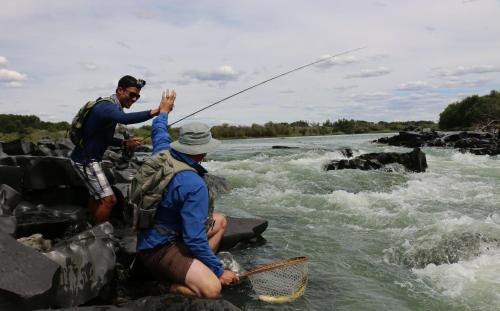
xmin=324 ymin=148 xmax=428 ymax=173
xmin=43 ymin=222 xmax=117 ymax=307
xmin=0 ymin=232 xmax=60 ymax=310
xmin=219 ymin=216 xmax=268 ymax=251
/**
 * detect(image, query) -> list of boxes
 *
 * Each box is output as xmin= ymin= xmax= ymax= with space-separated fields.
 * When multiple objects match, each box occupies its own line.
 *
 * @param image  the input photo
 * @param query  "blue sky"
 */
xmin=1 ymin=0 xmax=499 ymax=126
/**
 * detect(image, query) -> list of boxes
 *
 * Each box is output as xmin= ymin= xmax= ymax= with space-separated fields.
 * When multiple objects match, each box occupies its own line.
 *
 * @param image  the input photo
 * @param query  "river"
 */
xmin=201 ymin=133 xmax=500 ymax=311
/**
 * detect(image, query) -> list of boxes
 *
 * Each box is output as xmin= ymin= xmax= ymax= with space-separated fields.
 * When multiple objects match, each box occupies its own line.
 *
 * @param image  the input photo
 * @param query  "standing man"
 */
xmin=137 ymin=90 xmax=239 ymax=298
xmin=71 ymin=75 xmax=160 ymax=224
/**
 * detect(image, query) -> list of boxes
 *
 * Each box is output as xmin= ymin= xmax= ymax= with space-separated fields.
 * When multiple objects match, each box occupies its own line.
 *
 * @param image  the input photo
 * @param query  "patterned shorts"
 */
xmin=72 ymin=160 xmax=114 ymax=199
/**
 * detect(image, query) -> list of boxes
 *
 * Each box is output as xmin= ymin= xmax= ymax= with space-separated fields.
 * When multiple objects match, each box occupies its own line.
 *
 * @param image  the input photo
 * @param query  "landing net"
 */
xmin=242 ymin=256 xmax=308 ymax=303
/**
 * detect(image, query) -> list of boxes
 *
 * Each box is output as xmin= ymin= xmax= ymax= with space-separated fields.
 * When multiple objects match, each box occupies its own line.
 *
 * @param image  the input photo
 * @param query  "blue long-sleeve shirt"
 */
xmin=71 ymin=95 xmax=152 ymax=162
xmin=136 ymin=112 xmax=224 ymax=278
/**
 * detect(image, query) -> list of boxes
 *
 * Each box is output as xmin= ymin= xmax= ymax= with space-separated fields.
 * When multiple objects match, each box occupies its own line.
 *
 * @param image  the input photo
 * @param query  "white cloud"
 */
xmin=0 ymin=69 xmax=27 ymax=81
xmin=438 ymin=76 xmax=492 ymax=88
xmin=315 ymin=55 xmax=359 ymax=69
xmin=0 ymin=56 xmax=7 ymax=66
xmin=1 ymin=0 xmax=500 ymax=124
xmin=6 ymin=81 xmax=22 ymax=88
xmin=332 ymin=85 xmax=358 ymax=92
xmin=80 ymin=62 xmax=98 ymax=71
xmin=433 ymin=65 xmax=500 ymax=77
xmin=349 ymin=91 xmax=391 ymax=102
xmin=397 ymin=81 xmax=430 ymax=91
xmin=182 ymin=65 xmax=240 ymax=82
xmin=345 ymin=67 xmax=391 ymax=79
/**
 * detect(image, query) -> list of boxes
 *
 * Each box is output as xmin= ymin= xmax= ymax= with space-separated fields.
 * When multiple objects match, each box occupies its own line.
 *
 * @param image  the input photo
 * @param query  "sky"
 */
xmin=1 ymin=0 xmax=500 ymax=126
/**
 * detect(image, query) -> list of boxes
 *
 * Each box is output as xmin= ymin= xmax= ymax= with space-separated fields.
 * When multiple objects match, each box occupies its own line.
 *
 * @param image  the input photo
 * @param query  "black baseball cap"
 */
xmin=117 ymin=75 xmax=146 ymax=89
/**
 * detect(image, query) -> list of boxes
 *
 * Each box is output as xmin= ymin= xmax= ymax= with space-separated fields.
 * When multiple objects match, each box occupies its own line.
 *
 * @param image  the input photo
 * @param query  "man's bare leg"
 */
xmin=169 ymin=283 xmax=197 ymax=297
xmin=182 ymin=259 xmax=221 ymax=298
xmin=207 ymin=212 xmax=227 ymax=252
xmin=92 ymin=194 xmax=117 ymax=224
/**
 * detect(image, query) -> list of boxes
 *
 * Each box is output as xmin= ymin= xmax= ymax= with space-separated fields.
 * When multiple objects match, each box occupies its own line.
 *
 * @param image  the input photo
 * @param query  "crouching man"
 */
xmin=137 ymin=90 xmax=239 ymax=298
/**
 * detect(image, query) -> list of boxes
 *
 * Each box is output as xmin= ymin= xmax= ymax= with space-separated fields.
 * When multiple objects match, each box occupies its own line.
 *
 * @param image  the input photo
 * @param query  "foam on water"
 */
xmin=204 ymin=134 xmax=500 ymax=309
xmin=413 ymin=248 xmax=500 ymax=308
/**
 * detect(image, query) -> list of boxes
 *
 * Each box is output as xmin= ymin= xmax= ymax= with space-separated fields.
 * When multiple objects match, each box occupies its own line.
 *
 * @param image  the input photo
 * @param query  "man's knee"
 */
xmin=214 ymin=213 xmax=227 ymax=230
xmin=185 ymin=260 xmax=222 ymax=299
xmin=92 ymin=195 xmax=117 ymax=224
xmin=101 ymin=195 xmax=117 ymax=208
xmin=200 ymin=280 xmax=221 ymax=299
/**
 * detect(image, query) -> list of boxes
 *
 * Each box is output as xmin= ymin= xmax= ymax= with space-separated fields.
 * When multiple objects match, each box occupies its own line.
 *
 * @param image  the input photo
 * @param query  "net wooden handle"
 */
xmin=237 ymin=256 xmax=308 ymax=278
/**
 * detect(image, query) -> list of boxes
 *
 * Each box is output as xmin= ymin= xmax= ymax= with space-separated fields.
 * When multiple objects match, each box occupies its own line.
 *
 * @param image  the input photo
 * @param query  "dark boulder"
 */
xmin=0 ymin=143 xmax=7 ymax=158
xmin=272 ymin=145 xmax=300 ymax=149
xmin=122 ymin=294 xmax=241 ymax=311
xmin=44 ymin=222 xmax=117 ymax=307
xmin=375 ymin=131 xmax=439 ymax=148
xmin=324 ymin=148 xmax=428 ymax=173
xmin=0 ymin=156 xmax=84 ymax=190
xmin=14 ymin=203 xmax=87 ymax=239
xmin=0 ymin=184 xmax=22 ymax=214
xmin=1 ymin=139 xmax=35 ymax=155
xmin=0 ymin=215 xmax=16 ymax=235
xmin=0 ymin=184 xmax=21 ymax=235
xmin=219 ymin=216 xmax=268 ymax=251
xmin=0 ymin=165 xmax=23 ymax=191
xmin=0 ymin=232 xmax=60 ymax=311
xmin=377 ymin=130 xmax=499 ymax=156
xmin=37 ymin=306 xmax=129 ymax=311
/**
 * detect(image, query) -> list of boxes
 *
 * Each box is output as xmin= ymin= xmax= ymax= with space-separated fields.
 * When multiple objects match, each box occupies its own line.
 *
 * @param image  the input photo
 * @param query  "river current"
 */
xmin=201 ymin=133 xmax=500 ymax=311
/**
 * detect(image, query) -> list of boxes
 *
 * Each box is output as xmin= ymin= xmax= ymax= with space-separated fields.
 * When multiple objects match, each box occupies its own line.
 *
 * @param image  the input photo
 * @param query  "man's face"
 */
xmin=191 ymin=153 xmax=207 ymax=163
xmin=116 ymin=86 xmax=141 ymax=109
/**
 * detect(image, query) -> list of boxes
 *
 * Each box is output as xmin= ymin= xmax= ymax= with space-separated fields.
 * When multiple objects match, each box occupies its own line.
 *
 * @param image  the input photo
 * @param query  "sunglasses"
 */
xmin=127 ymin=91 xmax=140 ymax=100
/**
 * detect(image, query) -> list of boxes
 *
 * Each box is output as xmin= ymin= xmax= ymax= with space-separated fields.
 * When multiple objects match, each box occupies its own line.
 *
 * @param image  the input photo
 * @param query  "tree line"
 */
xmin=438 ymin=90 xmax=500 ymax=130
xmin=2 ymin=89 xmax=498 ymax=142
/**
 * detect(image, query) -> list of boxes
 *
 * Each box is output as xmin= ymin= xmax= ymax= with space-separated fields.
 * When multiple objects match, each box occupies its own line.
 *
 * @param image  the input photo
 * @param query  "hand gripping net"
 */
xmin=240 ymin=256 xmax=308 ymax=303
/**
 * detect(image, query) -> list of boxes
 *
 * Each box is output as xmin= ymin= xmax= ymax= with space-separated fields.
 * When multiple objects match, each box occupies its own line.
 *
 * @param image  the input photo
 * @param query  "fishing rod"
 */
xmin=168 ymin=46 xmax=367 ymax=126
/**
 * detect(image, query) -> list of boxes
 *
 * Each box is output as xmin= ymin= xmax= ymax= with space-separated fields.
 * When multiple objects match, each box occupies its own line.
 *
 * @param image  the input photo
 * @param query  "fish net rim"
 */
xmin=241 ymin=256 xmax=308 ymax=277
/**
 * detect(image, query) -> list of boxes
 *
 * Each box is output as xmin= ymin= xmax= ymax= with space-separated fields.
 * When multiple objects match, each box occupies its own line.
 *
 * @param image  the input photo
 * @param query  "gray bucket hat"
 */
xmin=170 ymin=122 xmax=221 ymax=155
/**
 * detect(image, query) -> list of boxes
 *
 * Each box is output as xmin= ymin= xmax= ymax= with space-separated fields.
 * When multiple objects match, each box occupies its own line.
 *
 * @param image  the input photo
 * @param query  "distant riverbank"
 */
xmin=0 ymin=114 xmax=439 ymax=143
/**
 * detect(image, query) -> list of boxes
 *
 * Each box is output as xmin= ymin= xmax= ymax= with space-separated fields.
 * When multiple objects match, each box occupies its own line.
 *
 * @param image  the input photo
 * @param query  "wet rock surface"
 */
xmin=122 ymin=294 xmax=241 ymax=311
xmin=0 ymin=138 xmax=267 ymax=310
xmin=375 ymin=128 xmax=499 ymax=155
xmin=324 ymin=147 xmax=428 ymax=172
xmin=0 ymin=232 xmax=60 ymax=311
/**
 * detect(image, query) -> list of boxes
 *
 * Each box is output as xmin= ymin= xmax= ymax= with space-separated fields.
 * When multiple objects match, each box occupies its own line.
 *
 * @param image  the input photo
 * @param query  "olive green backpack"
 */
xmin=68 ymin=96 xmax=113 ymax=148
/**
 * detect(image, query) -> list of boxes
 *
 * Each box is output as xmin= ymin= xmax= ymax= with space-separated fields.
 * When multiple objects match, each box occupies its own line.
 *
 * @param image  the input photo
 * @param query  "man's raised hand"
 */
xmin=160 ymin=89 xmax=176 ymax=113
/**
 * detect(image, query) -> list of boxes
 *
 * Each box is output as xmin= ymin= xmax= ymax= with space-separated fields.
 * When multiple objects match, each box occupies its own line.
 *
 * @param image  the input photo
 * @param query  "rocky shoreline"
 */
xmin=0 ymin=138 xmax=267 ymax=311
xmin=374 ymin=128 xmax=499 ymax=156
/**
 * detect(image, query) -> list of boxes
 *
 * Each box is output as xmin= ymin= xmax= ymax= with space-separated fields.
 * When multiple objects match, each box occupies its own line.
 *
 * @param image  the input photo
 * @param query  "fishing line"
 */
xmin=168 ymin=46 xmax=367 ymax=126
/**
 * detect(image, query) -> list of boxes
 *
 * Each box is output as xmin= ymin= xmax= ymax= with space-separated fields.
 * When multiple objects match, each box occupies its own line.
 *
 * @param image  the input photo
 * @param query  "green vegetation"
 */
xmin=208 ymin=120 xmax=437 ymax=139
xmin=0 ymin=113 xmax=438 ymax=142
xmin=4 ymin=90 xmax=499 ymax=142
xmin=0 ymin=114 xmax=69 ymax=142
xmin=439 ymin=90 xmax=500 ymax=130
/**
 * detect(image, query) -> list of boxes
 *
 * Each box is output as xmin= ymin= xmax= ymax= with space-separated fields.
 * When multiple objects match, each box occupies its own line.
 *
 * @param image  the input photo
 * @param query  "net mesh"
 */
xmin=245 ymin=257 xmax=308 ymax=303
